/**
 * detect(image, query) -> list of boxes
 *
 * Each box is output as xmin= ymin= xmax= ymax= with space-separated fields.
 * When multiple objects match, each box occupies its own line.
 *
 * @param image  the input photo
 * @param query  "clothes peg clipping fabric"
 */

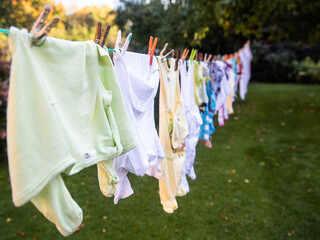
xmin=159 ymin=43 xmax=174 ymax=61
xmin=30 ymin=4 xmax=60 ymax=46
xmin=181 ymin=48 xmax=189 ymax=62
xmin=94 ymin=22 xmax=111 ymax=47
xmin=148 ymin=36 xmax=158 ymax=65
xmin=115 ymin=30 xmax=132 ymax=55
xmin=204 ymin=53 xmax=212 ymax=63
xmin=189 ymin=49 xmax=197 ymax=61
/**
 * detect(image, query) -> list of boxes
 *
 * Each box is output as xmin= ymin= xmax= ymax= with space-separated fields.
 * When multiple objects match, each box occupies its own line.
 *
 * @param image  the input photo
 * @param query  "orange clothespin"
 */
xmin=181 ymin=48 xmax=189 ymax=62
xmin=148 ymin=36 xmax=158 ymax=65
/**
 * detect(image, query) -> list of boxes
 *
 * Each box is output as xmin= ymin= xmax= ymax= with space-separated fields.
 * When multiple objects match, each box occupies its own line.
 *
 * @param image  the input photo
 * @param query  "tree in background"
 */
xmin=114 ymin=0 xmax=320 ymax=53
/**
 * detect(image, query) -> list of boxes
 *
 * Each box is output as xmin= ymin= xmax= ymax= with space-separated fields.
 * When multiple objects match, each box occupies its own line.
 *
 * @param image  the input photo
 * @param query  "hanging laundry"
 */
xmin=239 ymin=42 xmax=253 ymax=100
xmin=226 ymin=58 xmax=236 ymax=114
xmin=198 ymin=62 xmax=210 ymax=106
xmin=111 ymin=30 xmax=164 ymax=204
xmin=199 ymin=63 xmax=216 ymax=148
xmin=7 ymin=27 xmax=136 ymax=236
xmin=193 ymin=61 xmax=205 ymax=106
xmin=177 ymin=59 xmax=202 ymax=195
xmin=157 ymin=58 xmax=188 ymax=213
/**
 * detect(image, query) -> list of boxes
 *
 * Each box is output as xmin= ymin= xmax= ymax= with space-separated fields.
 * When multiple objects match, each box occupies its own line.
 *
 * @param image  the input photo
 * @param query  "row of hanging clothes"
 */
xmin=1 ymin=5 xmax=252 ymax=237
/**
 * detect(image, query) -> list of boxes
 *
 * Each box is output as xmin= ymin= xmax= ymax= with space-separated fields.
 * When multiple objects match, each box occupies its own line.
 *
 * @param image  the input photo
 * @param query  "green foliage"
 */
xmin=291 ymin=57 xmax=320 ymax=84
xmin=114 ymin=0 xmax=320 ymax=53
xmin=251 ymin=41 xmax=320 ymax=83
xmin=0 ymin=84 xmax=319 ymax=239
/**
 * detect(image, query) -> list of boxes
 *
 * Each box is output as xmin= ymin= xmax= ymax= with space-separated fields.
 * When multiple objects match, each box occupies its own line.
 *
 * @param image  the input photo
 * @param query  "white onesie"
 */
xmin=112 ymin=31 xmax=165 ymax=204
xmin=177 ymin=60 xmax=202 ymax=195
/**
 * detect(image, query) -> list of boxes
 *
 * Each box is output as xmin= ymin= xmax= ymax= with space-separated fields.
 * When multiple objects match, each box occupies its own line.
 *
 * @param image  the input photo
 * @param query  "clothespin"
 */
xmin=195 ymin=51 xmax=198 ymax=61
xmin=148 ymin=36 xmax=158 ymax=65
xmin=159 ymin=43 xmax=174 ymax=61
xmin=181 ymin=48 xmax=189 ymax=62
xmin=174 ymin=48 xmax=180 ymax=71
xmin=189 ymin=49 xmax=197 ymax=61
xmin=204 ymin=53 xmax=212 ymax=63
xmin=94 ymin=22 xmax=111 ymax=47
xmin=30 ymin=4 xmax=60 ymax=46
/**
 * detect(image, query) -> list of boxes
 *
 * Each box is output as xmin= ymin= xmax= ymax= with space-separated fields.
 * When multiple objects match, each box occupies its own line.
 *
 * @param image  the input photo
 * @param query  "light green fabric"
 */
xmin=7 ymin=27 xmax=137 ymax=236
xmin=193 ymin=61 xmax=203 ymax=106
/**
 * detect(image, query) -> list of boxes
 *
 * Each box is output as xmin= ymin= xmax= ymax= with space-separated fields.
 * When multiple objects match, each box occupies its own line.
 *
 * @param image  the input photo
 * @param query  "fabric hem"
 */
xmin=13 ymin=156 xmax=75 ymax=207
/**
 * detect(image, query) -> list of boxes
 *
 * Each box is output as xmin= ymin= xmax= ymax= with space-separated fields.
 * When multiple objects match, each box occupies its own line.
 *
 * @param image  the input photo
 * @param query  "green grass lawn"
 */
xmin=0 ymin=83 xmax=319 ymax=240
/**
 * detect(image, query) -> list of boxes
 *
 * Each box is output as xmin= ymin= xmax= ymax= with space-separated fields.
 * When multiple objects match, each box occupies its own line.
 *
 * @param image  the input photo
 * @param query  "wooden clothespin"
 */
xmin=174 ymin=48 xmax=180 ymax=71
xmin=94 ymin=22 xmax=111 ymax=47
xmin=159 ymin=43 xmax=174 ymax=61
xmin=195 ymin=51 xmax=198 ymax=61
xmin=30 ymin=4 xmax=60 ymax=46
xmin=148 ymin=36 xmax=158 ymax=65
xmin=181 ymin=48 xmax=189 ymax=62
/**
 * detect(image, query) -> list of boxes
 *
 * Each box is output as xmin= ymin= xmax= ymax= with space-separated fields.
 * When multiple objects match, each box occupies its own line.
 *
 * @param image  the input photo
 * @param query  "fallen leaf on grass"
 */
xmin=281 ymin=122 xmax=286 ymax=126
xmin=307 ymin=189 xmax=313 ymax=193
xmin=292 ymin=157 xmax=296 ymax=161
xmin=244 ymin=179 xmax=250 ymax=183
xmin=175 ymin=229 xmax=179 ymax=233
xmin=287 ymin=232 xmax=292 ymax=237
xmin=103 ymin=216 xmax=108 ymax=220
xmin=234 ymin=117 xmax=239 ymax=120
xmin=259 ymin=138 xmax=265 ymax=142
xmin=220 ymin=215 xmax=228 ymax=220
xmin=288 ymin=146 xmax=296 ymax=150
xmin=6 ymin=218 xmax=11 ymax=222
xmin=260 ymin=162 xmax=265 ymax=166
xmin=256 ymin=130 xmax=260 ymax=135
xmin=163 ymin=225 xmax=167 ymax=230
xmin=85 ymin=215 xmax=90 ymax=219
xmin=102 ymin=229 xmax=106 ymax=233
xmin=228 ymin=179 xmax=232 ymax=183
xmin=232 ymin=169 xmax=236 ymax=174
xmin=210 ymin=202 xmax=214 ymax=206
xmin=19 ymin=232 xmax=25 ymax=237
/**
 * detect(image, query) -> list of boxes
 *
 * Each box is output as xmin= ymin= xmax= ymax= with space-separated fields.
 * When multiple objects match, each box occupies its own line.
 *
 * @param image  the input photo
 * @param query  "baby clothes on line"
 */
xmin=111 ymin=30 xmax=164 ymax=204
xmin=239 ymin=42 xmax=253 ymax=100
xmin=193 ymin=61 xmax=205 ymax=106
xmin=199 ymin=80 xmax=216 ymax=141
xmin=226 ymin=58 xmax=236 ymax=114
xmin=158 ymin=58 xmax=189 ymax=213
xmin=7 ymin=27 xmax=136 ymax=236
xmin=177 ymin=60 xmax=202 ymax=196
xmin=198 ymin=62 xmax=210 ymax=106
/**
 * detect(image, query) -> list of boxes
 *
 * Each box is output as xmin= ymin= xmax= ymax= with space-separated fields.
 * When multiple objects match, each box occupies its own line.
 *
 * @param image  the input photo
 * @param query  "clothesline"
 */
xmin=0 ymin=28 xmax=117 ymax=52
xmin=0 ymin=28 xmax=10 ymax=34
